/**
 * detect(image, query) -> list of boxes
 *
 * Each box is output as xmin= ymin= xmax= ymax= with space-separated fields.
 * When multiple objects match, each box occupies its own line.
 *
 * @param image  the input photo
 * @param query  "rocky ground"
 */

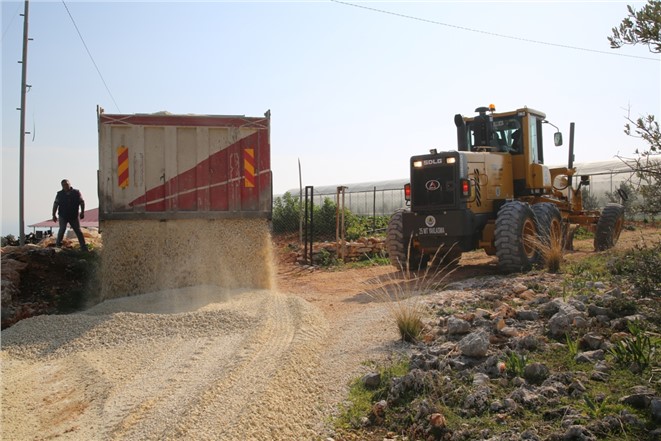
xmin=1 ymin=233 xmax=102 ymax=330
xmin=1 ymin=224 xmax=660 ymax=440
xmin=341 ymin=270 xmax=661 ymax=441
xmin=317 ymin=226 xmax=661 ymax=441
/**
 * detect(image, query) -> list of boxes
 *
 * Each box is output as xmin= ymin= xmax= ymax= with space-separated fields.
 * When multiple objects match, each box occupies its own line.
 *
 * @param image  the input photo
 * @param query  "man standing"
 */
xmin=52 ymin=179 xmax=87 ymax=251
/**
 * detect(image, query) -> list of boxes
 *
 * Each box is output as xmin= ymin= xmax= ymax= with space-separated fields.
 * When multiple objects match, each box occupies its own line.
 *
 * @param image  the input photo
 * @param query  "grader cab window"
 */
xmin=528 ymin=116 xmax=545 ymax=164
xmin=468 ymin=117 xmax=522 ymax=154
xmin=492 ymin=118 xmax=523 ymax=153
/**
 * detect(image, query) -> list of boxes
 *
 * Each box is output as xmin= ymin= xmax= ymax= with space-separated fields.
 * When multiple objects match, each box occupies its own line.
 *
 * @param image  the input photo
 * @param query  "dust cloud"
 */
xmin=99 ymin=218 xmax=275 ymax=300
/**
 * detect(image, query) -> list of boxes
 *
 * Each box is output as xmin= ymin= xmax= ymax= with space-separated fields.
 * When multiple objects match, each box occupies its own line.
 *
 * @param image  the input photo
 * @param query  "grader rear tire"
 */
xmin=594 ymin=203 xmax=624 ymax=251
xmin=495 ymin=201 xmax=539 ymax=273
xmin=386 ymin=209 xmax=423 ymax=271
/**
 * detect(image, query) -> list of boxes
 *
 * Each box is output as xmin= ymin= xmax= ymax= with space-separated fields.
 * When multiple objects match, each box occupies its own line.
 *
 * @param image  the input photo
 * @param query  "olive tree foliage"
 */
xmin=608 ymin=0 xmax=661 ymax=52
xmin=624 ymin=113 xmax=661 ymax=218
xmin=581 ymin=188 xmax=601 ymax=211
xmin=610 ymin=0 xmax=661 ymax=218
xmin=606 ymin=182 xmax=639 ymax=219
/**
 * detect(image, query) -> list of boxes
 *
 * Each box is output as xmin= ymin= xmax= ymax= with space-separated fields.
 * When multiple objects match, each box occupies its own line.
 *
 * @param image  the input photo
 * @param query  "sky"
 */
xmin=2 ymin=0 xmax=659 ymax=236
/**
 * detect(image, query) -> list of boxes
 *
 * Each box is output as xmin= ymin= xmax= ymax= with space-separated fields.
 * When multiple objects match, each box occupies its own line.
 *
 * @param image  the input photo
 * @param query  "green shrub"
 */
xmin=313 ymin=197 xmax=345 ymax=240
xmin=573 ymin=226 xmax=593 ymax=240
xmin=581 ymin=188 xmax=601 ymax=211
xmin=272 ymin=192 xmax=301 ymax=234
xmin=582 ymin=395 xmax=608 ymax=419
xmin=272 ymin=194 xmax=391 ymax=241
xmin=316 ymin=248 xmax=339 ymax=267
xmin=346 ymin=215 xmax=390 ymax=241
xmin=272 ymin=194 xmax=345 ymax=238
xmin=609 ymin=241 xmax=661 ymax=297
xmin=1 ymin=234 xmax=18 ymax=246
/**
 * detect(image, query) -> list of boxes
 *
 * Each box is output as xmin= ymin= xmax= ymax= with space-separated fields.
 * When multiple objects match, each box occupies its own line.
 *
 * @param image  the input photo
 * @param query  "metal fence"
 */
xmin=310 ymin=187 xmax=406 ymax=216
xmin=272 ymin=184 xmax=407 ymax=250
xmin=281 ymin=180 xmax=407 ymax=215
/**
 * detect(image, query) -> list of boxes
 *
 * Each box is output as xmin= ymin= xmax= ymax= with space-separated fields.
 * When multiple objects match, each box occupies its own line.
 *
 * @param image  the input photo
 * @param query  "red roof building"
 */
xmin=28 ymin=208 xmax=99 ymax=230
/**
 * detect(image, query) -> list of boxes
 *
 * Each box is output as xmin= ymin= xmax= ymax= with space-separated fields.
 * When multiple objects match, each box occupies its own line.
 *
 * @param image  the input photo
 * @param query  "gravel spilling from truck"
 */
xmin=99 ymin=219 xmax=275 ymax=299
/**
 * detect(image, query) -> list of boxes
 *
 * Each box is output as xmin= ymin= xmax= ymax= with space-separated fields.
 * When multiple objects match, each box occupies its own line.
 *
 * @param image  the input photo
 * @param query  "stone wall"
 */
xmin=295 ymin=237 xmax=386 ymax=265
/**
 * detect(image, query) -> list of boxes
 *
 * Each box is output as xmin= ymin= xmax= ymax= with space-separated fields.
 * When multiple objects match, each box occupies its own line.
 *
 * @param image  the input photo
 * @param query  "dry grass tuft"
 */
xmin=364 ymin=241 xmax=460 ymax=342
xmin=528 ymin=227 xmax=564 ymax=273
xmin=394 ymin=303 xmax=425 ymax=343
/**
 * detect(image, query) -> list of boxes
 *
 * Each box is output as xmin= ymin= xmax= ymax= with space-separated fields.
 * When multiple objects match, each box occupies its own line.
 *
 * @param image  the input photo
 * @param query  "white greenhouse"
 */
xmin=280 ymin=158 xmax=658 ymax=217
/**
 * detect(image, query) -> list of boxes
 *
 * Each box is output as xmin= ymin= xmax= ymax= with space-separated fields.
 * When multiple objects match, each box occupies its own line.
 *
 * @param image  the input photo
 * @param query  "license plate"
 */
xmin=418 ymin=227 xmax=446 ymax=235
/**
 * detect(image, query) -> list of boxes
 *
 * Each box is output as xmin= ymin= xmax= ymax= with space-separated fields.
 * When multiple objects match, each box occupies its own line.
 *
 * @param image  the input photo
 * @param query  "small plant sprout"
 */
xmin=504 ymin=352 xmax=528 ymax=378
xmin=565 ymin=333 xmax=579 ymax=358
xmin=609 ymin=320 xmax=657 ymax=371
xmin=583 ymin=395 xmax=608 ymax=419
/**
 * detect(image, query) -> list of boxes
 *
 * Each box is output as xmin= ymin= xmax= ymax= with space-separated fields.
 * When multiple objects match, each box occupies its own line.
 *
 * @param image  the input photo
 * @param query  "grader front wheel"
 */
xmin=594 ymin=203 xmax=625 ymax=251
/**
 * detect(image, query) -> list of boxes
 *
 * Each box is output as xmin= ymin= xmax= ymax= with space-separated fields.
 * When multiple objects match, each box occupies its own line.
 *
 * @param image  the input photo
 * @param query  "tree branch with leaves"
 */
xmin=610 ymin=1 xmax=661 ymax=218
xmin=609 ymin=0 xmax=661 ymax=53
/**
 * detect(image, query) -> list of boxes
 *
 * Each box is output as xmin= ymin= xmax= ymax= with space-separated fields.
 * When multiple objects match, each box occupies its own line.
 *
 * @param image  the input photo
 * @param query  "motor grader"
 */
xmin=386 ymin=104 xmax=625 ymax=272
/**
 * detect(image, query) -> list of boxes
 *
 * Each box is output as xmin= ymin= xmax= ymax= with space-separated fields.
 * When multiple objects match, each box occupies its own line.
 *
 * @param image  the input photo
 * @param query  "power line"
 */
xmin=1 ymin=3 xmax=23 ymax=43
xmin=330 ymin=0 xmax=659 ymax=62
xmin=61 ymin=1 xmax=121 ymax=112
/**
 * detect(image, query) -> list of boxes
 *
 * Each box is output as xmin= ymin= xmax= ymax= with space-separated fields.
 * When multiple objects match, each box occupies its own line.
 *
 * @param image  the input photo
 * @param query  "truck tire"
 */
xmin=594 ymin=203 xmax=624 ymax=251
xmin=495 ymin=201 xmax=539 ymax=273
xmin=386 ymin=209 xmax=422 ymax=271
xmin=531 ymin=203 xmax=562 ymax=246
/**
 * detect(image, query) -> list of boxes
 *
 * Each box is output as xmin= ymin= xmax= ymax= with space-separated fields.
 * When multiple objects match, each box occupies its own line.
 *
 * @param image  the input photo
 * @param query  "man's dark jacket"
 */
xmin=55 ymin=189 xmax=84 ymax=220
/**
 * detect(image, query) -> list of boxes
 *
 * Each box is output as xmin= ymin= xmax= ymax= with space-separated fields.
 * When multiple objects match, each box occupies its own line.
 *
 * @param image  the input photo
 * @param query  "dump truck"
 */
xmin=97 ymin=108 xmax=273 ymax=298
xmin=386 ymin=105 xmax=624 ymax=273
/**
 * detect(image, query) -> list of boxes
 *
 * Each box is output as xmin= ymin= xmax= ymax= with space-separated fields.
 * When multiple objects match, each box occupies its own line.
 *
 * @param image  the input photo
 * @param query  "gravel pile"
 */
xmin=1 ymin=283 xmax=399 ymax=440
xmin=2 ymin=286 xmax=319 ymax=440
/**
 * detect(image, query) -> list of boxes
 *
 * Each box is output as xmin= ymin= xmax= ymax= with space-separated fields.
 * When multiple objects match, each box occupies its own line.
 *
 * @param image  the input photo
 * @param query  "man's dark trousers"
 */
xmin=56 ymin=216 xmax=87 ymax=250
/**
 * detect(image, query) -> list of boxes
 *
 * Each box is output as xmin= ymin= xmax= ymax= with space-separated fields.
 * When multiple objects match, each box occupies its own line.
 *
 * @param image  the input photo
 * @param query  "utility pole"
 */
xmin=18 ymin=0 xmax=30 ymax=245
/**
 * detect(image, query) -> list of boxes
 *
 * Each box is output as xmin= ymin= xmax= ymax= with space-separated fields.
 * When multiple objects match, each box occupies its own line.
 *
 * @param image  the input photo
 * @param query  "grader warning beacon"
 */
xmin=386 ymin=104 xmax=625 ymax=273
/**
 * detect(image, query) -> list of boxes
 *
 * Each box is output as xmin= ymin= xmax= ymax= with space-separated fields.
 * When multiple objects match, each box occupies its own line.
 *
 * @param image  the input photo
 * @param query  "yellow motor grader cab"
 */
xmin=386 ymin=105 xmax=624 ymax=272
